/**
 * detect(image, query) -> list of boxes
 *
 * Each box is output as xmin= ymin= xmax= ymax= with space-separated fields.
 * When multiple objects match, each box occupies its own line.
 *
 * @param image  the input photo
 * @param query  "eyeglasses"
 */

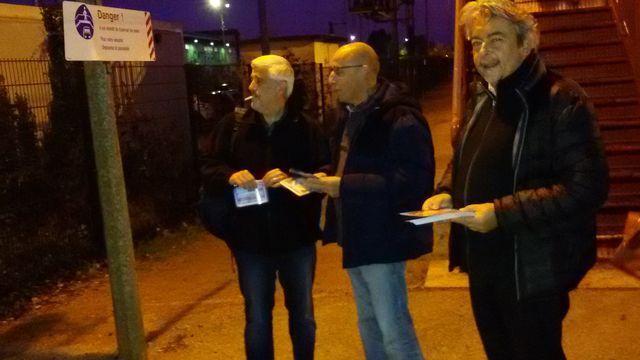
xmin=328 ymin=64 xmax=367 ymax=76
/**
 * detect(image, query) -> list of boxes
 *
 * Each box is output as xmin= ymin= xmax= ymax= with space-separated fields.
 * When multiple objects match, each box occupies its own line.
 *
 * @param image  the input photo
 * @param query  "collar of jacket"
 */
xmin=244 ymin=106 xmax=299 ymax=129
xmin=344 ymin=79 xmax=388 ymax=114
xmin=472 ymin=51 xmax=546 ymax=97
xmin=341 ymin=78 xmax=422 ymax=119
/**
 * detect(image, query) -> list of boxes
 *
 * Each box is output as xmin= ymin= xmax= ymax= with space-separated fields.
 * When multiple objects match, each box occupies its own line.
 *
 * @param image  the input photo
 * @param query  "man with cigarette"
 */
xmin=201 ymin=55 xmax=328 ymax=360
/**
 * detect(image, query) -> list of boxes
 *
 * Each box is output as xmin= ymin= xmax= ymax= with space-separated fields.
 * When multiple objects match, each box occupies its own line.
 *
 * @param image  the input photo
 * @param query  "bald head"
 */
xmin=329 ymin=42 xmax=380 ymax=105
xmin=333 ymin=42 xmax=380 ymax=78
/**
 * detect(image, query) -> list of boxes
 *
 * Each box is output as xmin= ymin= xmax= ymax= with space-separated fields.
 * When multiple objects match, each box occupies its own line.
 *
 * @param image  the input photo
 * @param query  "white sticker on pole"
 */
xmin=63 ymin=1 xmax=156 ymax=62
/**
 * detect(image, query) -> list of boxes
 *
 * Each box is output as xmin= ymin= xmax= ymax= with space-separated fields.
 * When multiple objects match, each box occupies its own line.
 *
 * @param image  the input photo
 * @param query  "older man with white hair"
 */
xmin=422 ymin=1 xmax=608 ymax=359
xmin=201 ymin=55 xmax=328 ymax=360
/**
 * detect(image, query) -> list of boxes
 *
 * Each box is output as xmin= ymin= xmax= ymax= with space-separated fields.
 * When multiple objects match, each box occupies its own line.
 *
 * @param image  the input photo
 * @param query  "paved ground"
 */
xmin=1 ymin=83 xmax=640 ymax=360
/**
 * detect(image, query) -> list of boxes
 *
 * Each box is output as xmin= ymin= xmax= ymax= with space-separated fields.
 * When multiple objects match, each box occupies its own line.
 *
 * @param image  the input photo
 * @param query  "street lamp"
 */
xmin=208 ymin=0 xmax=229 ymax=43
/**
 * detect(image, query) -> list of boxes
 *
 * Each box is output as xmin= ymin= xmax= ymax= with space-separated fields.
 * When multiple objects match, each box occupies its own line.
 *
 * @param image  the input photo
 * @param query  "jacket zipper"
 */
xmin=266 ymin=126 xmax=273 ymax=247
xmin=512 ymin=89 xmax=529 ymax=301
xmin=461 ymin=96 xmax=496 ymax=274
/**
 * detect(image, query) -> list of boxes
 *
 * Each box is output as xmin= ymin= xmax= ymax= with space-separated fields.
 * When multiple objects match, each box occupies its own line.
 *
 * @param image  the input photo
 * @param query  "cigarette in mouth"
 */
xmin=244 ymin=96 xmax=253 ymax=101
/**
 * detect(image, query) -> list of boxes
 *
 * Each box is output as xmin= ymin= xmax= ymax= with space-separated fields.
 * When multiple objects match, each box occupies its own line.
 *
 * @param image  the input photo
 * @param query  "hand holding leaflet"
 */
xmin=280 ymin=177 xmax=312 ymax=196
xmin=233 ymin=180 xmax=269 ymax=207
xmin=400 ymin=209 xmax=475 ymax=225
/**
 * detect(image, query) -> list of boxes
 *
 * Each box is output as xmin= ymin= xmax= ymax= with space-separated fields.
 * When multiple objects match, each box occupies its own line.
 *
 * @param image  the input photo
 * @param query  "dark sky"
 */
xmin=4 ymin=0 xmax=454 ymax=44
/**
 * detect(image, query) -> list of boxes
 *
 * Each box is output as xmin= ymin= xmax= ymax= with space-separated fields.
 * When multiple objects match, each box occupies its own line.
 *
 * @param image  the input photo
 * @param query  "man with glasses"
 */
xmin=303 ymin=42 xmax=435 ymax=359
xmin=422 ymin=1 xmax=608 ymax=359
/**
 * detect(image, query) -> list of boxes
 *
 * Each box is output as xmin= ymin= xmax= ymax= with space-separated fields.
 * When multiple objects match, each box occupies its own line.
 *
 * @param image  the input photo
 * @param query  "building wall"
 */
xmin=313 ymin=41 xmax=340 ymax=65
xmin=0 ymin=4 xmax=47 ymax=59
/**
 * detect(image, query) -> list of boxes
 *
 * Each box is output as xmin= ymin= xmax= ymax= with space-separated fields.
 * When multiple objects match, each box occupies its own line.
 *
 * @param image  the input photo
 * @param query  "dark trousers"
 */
xmin=469 ymin=272 xmax=570 ymax=360
xmin=234 ymin=244 xmax=317 ymax=360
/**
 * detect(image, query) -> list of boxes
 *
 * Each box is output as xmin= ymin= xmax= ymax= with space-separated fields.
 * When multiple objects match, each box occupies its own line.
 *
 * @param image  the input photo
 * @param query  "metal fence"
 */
xmin=0 ymin=58 xmax=197 ymax=313
xmin=0 ymin=59 xmax=52 ymax=139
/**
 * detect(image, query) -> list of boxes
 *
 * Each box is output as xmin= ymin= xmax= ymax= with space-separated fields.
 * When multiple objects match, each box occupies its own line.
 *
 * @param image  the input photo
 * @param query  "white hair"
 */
xmin=460 ymin=0 xmax=540 ymax=50
xmin=250 ymin=55 xmax=295 ymax=97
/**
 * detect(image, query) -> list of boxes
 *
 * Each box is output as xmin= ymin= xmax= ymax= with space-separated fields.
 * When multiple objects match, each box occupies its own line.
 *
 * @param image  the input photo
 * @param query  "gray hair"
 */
xmin=460 ymin=0 xmax=539 ymax=50
xmin=250 ymin=55 xmax=295 ymax=97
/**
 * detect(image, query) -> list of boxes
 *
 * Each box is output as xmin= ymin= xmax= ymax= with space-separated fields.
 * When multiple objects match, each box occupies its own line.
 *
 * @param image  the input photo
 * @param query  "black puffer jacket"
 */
xmin=200 ymin=97 xmax=329 ymax=254
xmin=323 ymin=79 xmax=435 ymax=268
xmin=438 ymin=52 xmax=609 ymax=300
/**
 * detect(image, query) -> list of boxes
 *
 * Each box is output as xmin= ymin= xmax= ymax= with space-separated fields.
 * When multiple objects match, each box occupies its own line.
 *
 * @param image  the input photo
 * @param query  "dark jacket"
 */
xmin=200 ymin=100 xmax=329 ymax=255
xmin=438 ymin=52 xmax=609 ymax=300
xmin=324 ymin=80 xmax=435 ymax=268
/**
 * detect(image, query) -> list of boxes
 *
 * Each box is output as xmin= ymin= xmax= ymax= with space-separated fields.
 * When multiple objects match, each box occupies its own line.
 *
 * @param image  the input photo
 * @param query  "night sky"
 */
xmin=3 ymin=0 xmax=454 ymax=44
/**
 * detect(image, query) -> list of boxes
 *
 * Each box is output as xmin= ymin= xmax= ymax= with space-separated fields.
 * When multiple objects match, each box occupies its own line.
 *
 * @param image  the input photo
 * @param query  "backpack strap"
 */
xmin=229 ymin=107 xmax=246 ymax=155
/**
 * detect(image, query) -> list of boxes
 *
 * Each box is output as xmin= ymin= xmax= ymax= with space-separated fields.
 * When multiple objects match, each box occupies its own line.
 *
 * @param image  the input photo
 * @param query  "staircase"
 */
xmin=528 ymin=3 xmax=640 ymax=256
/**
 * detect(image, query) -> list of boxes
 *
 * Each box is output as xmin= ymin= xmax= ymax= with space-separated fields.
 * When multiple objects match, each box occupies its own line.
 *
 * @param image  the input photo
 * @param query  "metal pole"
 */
xmin=258 ymin=0 xmax=270 ymax=54
xmin=451 ymin=0 xmax=466 ymax=145
xmin=82 ymin=1 xmax=147 ymax=359
xmin=391 ymin=0 xmax=400 ymax=79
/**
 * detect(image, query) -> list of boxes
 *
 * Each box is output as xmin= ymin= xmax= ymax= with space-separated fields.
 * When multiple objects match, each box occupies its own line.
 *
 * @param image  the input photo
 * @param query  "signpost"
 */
xmin=62 ymin=1 xmax=153 ymax=358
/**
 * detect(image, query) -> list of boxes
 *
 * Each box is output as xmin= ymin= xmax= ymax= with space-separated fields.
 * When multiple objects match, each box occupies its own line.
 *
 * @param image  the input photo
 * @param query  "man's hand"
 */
xmin=422 ymin=193 xmax=453 ymax=210
xmin=302 ymin=174 xmax=341 ymax=198
xmin=229 ymin=170 xmax=257 ymax=190
xmin=452 ymin=202 xmax=498 ymax=233
xmin=262 ymin=168 xmax=287 ymax=188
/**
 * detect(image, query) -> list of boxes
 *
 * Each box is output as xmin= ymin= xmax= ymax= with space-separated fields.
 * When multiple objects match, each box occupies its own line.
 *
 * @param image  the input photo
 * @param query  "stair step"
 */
xmin=594 ymin=104 xmax=640 ymax=119
xmin=547 ymin=56 xmax=627 ymax=69
xmin=607 ymin=153 xmax=640 ymax=171
xmin=519 ymin=5 xmax=611 ymax=19
xmin=540 ymin=19 xmax=615 ymax=34
xmin=608 ymin=167 xmax=640 ymax=179
xmin=578 ymin=76 xmax=635 ymax=86
xmin=591 ymin=96 xmax=639 ymax=106
xmin=584 ymin=82 xmax=637 ymax=99
xmin=539 ymin=38 xmax=621 ymax=51
xmin=606 ymin=142 xmax=640 ymax=153
xmin=602 ymin=192 xmax=640 ymax=209
xmin=553 ymin=61 xmax=631 ymax=83
xmin=539 ymin=26 xmax=618 ymax=49
xmin=599 ymin=120 xmax=640 ymax=129
xmin=541 ymin=44 xmax=626 ymax=66
xmin=598 ymin=113 xmax=640 ymax=123
xmin=601 ymin=127 xmax=640 ymax=144
xmin=597 ymin=211 xmax=630 ymax=240
xmin=608 ymin=185 xmax=640 ymax=206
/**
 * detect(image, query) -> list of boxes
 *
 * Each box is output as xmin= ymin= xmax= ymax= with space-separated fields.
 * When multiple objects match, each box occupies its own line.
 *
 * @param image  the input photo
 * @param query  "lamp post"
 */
xmin=209 ymin=0 xmax=229 ymax=44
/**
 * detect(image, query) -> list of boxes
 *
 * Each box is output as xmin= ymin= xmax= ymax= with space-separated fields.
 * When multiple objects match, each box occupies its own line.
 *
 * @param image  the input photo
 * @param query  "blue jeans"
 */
xmin=234 ymin=244 xmax=316 ymax=360
xmin=347 ymin=262 xmax=424 ymax=360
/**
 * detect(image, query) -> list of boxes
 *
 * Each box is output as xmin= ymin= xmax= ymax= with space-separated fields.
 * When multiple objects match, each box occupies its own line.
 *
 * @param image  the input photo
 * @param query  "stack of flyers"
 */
xmin=279 ymin=177 xmax=312 ymax=196
xmin=233 ymin=180 xmax=269 ymax=207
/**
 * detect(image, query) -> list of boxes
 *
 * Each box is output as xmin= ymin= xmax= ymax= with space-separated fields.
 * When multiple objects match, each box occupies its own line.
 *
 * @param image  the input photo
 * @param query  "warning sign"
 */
xmin=63 ymin=1 xmax=156 ymax=62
